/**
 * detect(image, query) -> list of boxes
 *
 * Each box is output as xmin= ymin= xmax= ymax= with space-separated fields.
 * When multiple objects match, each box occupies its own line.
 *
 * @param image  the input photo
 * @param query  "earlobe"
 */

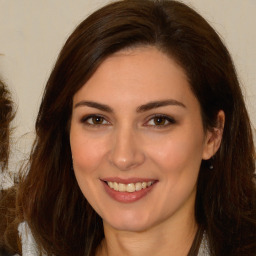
xmin=202 ymin=110 xmax=225 ymax=160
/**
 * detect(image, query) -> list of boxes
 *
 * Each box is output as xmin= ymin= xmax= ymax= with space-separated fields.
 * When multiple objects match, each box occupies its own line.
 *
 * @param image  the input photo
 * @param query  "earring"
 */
xmin=208 ymin=157 xmax=214 ymax=170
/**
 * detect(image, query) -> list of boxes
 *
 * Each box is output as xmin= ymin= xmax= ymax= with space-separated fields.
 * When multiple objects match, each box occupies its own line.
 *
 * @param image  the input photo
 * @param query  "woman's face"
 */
xmin=70 ymin=46 xmax=214 ymax=232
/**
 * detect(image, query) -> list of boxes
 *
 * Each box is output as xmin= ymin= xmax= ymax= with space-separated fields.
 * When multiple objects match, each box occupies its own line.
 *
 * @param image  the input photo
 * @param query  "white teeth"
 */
xmin=141 ymin=182 xmax=147 ymax=189
xmin=113 ymin=182 xmax=118 ymax=191
xmin=135 ymin=182 xmax=142 ymax=191
xmin=107 ymin=181 xmax=154 ymax=192
xmin=108 ymin=181 xmax=114 ymax=189
xmin=127 ymin=183 xmax=135 ymax=192
xmin=118 ymin=183 xmax=126 ymax=192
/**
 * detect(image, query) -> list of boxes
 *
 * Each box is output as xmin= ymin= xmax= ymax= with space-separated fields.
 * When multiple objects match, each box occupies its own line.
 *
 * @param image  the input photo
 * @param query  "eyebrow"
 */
xmin=74 ymin=99 xmax=186 ymax=113
xmin=137 ymin=99 xmax=186 ymax=112
xmin=74 ymin=101 xmax=113 ymax=112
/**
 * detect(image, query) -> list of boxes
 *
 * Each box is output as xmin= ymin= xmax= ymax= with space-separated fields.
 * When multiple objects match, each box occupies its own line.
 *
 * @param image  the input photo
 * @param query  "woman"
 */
xmin=0 ymin=80 xmax=18 ymax=256
xmin=16 ymin=0 xmax=256 ymax=255
xmin=0 ymin=79 xmax=15 ymax=172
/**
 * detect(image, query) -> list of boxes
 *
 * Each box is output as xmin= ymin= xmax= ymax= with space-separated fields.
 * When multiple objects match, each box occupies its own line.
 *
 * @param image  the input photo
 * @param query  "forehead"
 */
xmin=73 ymin=46 xmax=196 ymax=108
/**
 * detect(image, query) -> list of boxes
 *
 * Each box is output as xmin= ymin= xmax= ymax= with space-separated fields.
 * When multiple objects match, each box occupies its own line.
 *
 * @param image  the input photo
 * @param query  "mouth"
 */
xmin=106 ymin=181 xmax=155 ymax=192
xmin=101 ymin=178 xmax=158 ymax=203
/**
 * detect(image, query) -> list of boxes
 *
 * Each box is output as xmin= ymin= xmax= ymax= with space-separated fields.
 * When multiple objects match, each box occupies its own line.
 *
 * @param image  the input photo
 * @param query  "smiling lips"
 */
xmin=107 ymin=181 xmax=154 ymax=193
xmin=102 ymin=179 xmax=157 ymax=203
xmin=107 ymin=181 xmax=154 ymax=192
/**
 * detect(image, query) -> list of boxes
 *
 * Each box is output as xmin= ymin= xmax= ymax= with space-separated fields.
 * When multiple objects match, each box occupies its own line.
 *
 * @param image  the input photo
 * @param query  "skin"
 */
xmin=70 ymin=46 xmax=224 ymax=256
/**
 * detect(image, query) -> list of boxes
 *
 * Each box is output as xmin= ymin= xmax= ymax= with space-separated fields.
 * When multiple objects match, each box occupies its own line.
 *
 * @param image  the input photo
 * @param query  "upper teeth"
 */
xmin=107 ymin=181 xmax=154 ymax=192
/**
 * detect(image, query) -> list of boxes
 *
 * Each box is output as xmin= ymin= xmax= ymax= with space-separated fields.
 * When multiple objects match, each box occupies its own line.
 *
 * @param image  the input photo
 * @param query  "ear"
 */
xmin=202 ymin=110 xmax=225 ymax=160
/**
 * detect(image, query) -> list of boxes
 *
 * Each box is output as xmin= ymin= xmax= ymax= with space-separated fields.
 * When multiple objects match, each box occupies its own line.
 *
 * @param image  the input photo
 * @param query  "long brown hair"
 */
xmin=0 ymin=80 xmax=18 ymax=255
xmin=17 ymin=1 xmax=256 ymax=255
xmin=0 ymin=79 xmax=15 ymax=171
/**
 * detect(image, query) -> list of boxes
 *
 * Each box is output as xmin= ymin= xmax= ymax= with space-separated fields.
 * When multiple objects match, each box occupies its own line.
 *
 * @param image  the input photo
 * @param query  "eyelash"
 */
xmin=145 ymin=114 xmax=176 ymax=128
xmin=80 ymin=115 xmax=110 ymax=126
xmin=80 ymin=114 xmax=176 ymax=128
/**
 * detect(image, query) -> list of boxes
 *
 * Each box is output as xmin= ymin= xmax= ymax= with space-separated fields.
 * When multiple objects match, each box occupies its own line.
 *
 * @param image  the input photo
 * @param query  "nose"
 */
xmin=108 ymin=126 xmax=145 ymax=171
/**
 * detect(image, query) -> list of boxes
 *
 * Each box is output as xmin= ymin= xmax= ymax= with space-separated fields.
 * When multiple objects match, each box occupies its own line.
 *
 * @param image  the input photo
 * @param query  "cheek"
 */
xmin=72 ymin=142 xmax=98 ymax=172
xmin=146 ymin=127 xmax=205 ymax=175
xmin=70 ymin=128 xmax=107 ymax=174
xmin=70 ymin=132 xmax=104 ymax=202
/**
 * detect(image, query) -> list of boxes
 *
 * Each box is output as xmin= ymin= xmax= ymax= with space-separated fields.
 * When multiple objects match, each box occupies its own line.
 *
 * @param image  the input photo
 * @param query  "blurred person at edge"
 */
xmin=2 ymin=0 xmax=256 ymax=255
xmin=0 ymin=79 xmax=18 ymax=256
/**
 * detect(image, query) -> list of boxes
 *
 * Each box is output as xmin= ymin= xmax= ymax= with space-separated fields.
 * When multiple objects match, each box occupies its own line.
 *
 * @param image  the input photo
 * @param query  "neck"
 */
xmin=96 ymin=207 xmax=197 ymax=256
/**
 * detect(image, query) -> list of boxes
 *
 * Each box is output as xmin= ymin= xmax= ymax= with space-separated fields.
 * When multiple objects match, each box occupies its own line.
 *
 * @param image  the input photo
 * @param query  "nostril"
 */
xmin=107 ymin=135 xmax=145 ymax=171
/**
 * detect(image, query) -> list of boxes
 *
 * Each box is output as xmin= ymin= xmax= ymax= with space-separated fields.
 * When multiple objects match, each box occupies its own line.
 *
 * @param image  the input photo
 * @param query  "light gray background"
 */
xmin=0 ymin=0 xmax=255 ymax=179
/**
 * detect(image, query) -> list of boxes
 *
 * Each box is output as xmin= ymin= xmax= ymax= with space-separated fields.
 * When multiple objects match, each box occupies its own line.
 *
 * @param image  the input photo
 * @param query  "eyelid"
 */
xmin=79 ymin=113 xmax=176 ymax=128
xmin=144 ymin=114 xmax=176 ymax=127
xmin=80 ymin=114 xmax=111 ymax=126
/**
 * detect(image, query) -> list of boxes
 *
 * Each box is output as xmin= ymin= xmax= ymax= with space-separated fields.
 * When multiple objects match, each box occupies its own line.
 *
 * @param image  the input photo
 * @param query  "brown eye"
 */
xmin=153 ymin=117 xmax=167 ymax=125
xmin=91 ymin=116 xmax=104 ymax=124
xmin=146 ymin=115 xmax=176 ymax=127
xmin=82 ymin=115 xmax=109 ymax=126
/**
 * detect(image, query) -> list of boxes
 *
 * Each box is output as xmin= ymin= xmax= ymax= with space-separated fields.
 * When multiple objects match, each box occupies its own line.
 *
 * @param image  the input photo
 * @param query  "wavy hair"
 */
xmin=0 ymin=80 xmax=17 ymax=255
xmin=0 ymin=80 xmax=15 ymax=171
xmin=17 ymin=1 xmax=256 ymax=255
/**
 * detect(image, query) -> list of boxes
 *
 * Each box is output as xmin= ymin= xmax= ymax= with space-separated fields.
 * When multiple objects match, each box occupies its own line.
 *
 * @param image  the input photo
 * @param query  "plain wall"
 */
xmin=0 ymin=0 xmax=255 ymax=179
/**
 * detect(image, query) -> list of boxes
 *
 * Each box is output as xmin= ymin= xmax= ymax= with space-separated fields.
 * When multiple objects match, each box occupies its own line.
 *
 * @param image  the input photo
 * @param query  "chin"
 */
xmin=103 ymin=210 xmax=156 ymax=232
xmin=110 ymin=221 xmax=151 ymax=233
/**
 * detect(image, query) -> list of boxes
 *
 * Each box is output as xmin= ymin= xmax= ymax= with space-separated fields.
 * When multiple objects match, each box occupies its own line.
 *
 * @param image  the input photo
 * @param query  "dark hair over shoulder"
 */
xmin=0 ymin=186 xmax=20 ymax=255
xmin=17 ymin=1 xmax=256 ymax=256
xmin=0 ymin=80 xmax=19 ymax=255
xmin=0 ymin=79 xmax=15 ymax=171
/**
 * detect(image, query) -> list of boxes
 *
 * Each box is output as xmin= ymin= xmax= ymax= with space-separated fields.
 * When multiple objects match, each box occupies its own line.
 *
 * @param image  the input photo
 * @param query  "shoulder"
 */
xmin=0 ymin=186 xmax=20 ymax=255
xmin=18 ymin=222 xmax=44 ymax=256
xmin=197 ymin=232 xmax=210 ymax=256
